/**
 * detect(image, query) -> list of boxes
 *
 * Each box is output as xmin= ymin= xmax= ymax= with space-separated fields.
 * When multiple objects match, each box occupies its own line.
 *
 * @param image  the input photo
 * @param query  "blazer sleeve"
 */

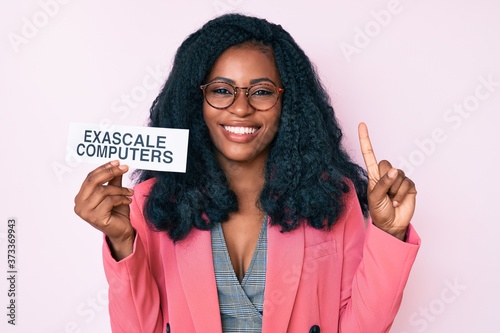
xmin=338 ymin=189 xmax=420 ymax=332
xmin=102 ymin=188 xmax=164 ymax=333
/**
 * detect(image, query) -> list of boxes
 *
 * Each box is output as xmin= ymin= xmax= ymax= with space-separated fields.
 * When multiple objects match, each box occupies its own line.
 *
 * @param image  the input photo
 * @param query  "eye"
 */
xmin=250 ymin=85 xmax=275 ymax=98
xmin=211 ymin=87 xmax=232 ymax=95
xmin=253 ymin=89 xmax=272 ymax=96
xmin=207 ymin=82 xmax=234 ymax=96
xmin=250 ymin=85 xmax=274 ymax=96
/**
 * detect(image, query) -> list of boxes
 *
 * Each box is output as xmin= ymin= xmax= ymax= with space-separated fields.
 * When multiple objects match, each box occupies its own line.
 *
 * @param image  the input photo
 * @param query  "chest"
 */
xmin=220 ymin=213 xmax=266 ymax=282
xmin=155 ymin=221 xmax=346 ymax=332
xmin=211 ymin=221 xmax=267 ymax=331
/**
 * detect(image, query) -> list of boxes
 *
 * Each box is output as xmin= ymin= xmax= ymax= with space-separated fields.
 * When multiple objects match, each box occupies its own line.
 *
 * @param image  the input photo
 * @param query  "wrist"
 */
xmin=373 ymin=223 xmax=407 ymax=241
xmin=107 ymin=231 xmax=135 ymax=261
xmin=390 ymin=229 xmax=407 ymax=241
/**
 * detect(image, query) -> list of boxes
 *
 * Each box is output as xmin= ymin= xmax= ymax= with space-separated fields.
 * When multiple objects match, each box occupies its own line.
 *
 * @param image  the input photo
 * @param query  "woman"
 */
xmin=74 ymin=14 xmax=420 ymax=332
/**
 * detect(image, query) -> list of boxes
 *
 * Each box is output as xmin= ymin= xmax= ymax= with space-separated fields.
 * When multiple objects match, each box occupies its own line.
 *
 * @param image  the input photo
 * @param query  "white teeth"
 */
xmin=223 ymin=126 xmax=258 ymax=134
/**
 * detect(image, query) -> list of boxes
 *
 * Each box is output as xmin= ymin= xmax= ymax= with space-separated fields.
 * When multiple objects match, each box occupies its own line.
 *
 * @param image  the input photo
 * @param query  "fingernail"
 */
xmin=393 ymin=200 xmax=400 ymax=208
xmin=110 ymin=160 xmax=119 ymax=166
xmin=388 ymin=168 xmax=398 ymax=178
xmin=118 ymin=165 xmax=128 ymax=170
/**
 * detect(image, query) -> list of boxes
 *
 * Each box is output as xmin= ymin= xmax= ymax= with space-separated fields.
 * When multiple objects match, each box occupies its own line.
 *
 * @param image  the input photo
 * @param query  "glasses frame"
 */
xmin=200 ymin=80 xmax=284 ymax=111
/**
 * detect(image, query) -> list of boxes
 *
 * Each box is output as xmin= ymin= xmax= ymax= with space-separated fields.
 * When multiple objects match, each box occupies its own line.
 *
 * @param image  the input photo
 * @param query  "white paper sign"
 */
xmin=67 ymin=123 xmax=189 ymax=173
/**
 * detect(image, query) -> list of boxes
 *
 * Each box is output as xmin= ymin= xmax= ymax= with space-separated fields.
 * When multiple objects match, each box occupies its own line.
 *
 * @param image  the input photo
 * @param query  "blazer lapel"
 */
xmin=175 ymin=228 xmax=222 ymax=332
xmin=262 ymin=222 xmax=305 ymax=332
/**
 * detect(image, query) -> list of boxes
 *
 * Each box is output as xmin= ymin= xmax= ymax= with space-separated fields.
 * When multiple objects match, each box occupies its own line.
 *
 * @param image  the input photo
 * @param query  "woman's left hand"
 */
xmin=358 ymin=122 xmax=417 ymax=241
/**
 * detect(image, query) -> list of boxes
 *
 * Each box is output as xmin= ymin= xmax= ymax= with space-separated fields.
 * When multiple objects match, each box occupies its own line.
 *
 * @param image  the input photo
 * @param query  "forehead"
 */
xmin=207 ymin=44 xmax=281 ymax=84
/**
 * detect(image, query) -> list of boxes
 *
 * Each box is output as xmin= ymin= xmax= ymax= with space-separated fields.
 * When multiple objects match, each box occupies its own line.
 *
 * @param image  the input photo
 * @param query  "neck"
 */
xmin=217 ymin=153 xmax=268 ymax=214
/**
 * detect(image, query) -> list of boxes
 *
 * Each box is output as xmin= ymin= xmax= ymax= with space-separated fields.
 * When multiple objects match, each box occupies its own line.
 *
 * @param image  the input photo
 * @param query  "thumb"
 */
xmin=369 ymin=168 xmax=398 ymax=206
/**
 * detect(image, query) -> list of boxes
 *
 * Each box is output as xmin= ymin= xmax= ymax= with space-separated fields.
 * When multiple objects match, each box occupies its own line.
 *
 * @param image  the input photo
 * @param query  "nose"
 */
xmin=228 ymin=88 xmax=255 ymax=117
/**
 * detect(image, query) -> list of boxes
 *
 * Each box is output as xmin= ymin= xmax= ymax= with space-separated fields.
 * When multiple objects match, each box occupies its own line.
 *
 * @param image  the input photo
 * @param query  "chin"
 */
xmin=216 ymin=146 xmax=269 ymax=165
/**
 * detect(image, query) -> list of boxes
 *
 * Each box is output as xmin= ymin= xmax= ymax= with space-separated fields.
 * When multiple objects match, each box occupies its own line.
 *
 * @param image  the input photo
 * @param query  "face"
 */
xmin=202 ymin=44 xmax=282 ymax=168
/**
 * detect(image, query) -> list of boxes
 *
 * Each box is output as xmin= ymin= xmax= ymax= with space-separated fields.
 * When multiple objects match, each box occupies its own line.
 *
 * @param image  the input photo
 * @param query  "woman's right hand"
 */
xmin=74 ymin=160 xmax=135 ymax=260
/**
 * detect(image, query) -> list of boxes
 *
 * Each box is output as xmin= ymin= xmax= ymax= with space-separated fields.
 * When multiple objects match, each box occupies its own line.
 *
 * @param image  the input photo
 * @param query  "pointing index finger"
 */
xmin=358 ymin=122 xmax=380 ymax=180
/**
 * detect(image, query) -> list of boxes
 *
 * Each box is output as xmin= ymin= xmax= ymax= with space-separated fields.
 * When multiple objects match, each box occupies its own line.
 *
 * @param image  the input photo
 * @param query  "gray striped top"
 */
xmin=211 ymin=217 xmax=268 ymax=332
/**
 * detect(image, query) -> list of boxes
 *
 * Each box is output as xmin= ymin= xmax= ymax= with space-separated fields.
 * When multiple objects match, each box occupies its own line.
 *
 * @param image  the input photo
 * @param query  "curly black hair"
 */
xmin=137 ymin=13 xmax=368 ymax=241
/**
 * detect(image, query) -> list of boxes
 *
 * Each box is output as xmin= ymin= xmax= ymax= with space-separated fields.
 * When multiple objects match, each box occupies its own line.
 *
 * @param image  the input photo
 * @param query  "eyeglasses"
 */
xmin=200 ymin=81 xmax=284 ymax=111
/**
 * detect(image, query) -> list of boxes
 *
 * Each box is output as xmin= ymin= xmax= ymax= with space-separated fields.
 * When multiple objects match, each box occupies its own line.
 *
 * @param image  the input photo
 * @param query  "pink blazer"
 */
xmin=103 ymin=179 xmax=420 ymax=332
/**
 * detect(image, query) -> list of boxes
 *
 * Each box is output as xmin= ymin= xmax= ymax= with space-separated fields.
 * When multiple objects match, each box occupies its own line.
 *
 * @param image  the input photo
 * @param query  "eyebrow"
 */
xmin=209 ymin=76 xmax=278 ymax=86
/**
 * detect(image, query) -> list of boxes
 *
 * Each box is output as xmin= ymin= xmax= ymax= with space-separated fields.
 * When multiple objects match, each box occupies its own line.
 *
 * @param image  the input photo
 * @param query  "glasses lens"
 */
xmin=248 ymin=83 xmax=280 ymax=110
xmin=204 ymin=82 xmax=235 ymax=109
xmin=202 ymin=81 xmax=282 ymax=110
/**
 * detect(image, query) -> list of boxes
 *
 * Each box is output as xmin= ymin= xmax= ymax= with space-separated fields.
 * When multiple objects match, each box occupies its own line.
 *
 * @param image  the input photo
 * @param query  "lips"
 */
xmin=219 ymin=124 xmax=261 ymax=143
xmin=222 ymin=125 xmax=259 ymax=135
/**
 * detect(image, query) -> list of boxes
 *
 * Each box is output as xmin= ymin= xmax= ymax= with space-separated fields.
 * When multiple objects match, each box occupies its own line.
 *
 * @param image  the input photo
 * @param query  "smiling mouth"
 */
xmin=222 ymin=125 xmax=260 ymax=135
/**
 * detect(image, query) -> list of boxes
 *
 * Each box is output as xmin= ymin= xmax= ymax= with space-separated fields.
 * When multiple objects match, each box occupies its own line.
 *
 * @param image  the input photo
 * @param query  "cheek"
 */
xmin=261 ymin=113 xmax=281 ymax=144
xmin=202 ymin=108 xmax=217 ymax=134
xmin=202 ymin=104 xmax=210 ymax=124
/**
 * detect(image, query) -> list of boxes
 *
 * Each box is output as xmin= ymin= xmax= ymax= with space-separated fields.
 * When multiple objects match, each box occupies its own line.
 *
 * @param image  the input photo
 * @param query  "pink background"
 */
xmin=1 ymin=1 xmax=499 ymax=332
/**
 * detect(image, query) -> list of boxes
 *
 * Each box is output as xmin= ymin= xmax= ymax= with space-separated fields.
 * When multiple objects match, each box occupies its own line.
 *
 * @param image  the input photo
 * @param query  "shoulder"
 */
xmin=133 ymin=177 xmax=156 ymax=194
xmin=128 ymin=178 xmax=157 ymax=225
xmin=131 ymin=178 xmax=156 ymax=206
xmin=300 ymin=182 xmax=365 ymax=244
xmin=129 ymin=178 xmax=167 ymax=245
